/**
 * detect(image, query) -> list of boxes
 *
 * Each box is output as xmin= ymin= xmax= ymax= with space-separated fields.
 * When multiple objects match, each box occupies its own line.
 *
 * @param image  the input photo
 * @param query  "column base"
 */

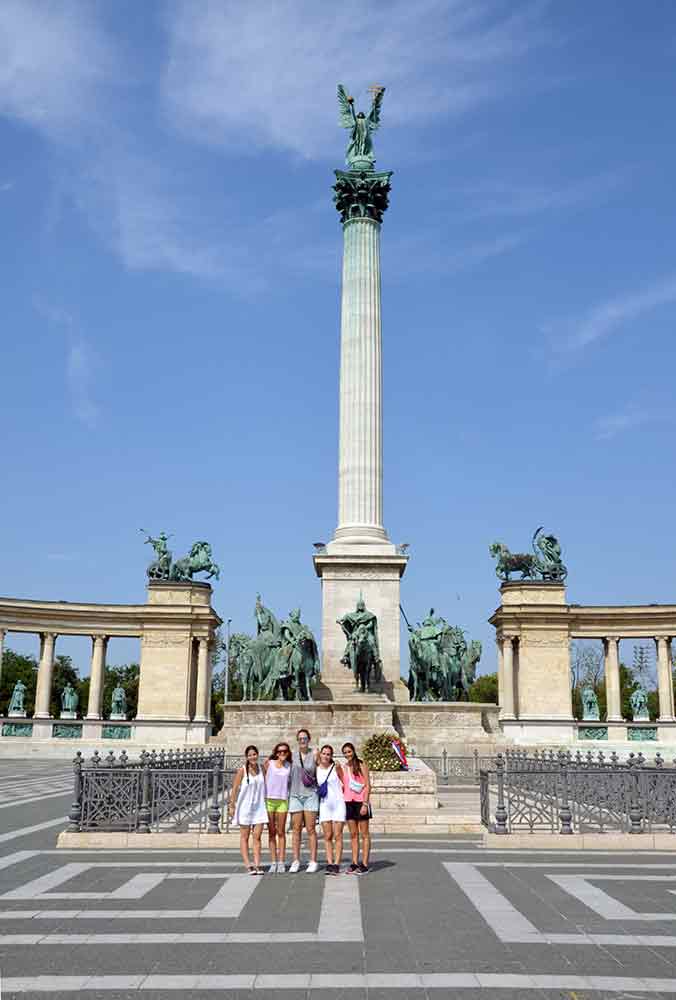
xmin=86 ymin=714 xmax=102 ymax=721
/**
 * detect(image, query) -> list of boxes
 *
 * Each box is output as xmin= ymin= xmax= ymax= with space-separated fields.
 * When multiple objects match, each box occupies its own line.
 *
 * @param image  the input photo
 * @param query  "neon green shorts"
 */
xmin=266 ymin=798 xmax=288 ymax=814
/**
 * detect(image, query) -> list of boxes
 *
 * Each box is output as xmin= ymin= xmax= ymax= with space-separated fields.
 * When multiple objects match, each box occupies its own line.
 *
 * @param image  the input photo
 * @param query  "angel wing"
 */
xmin=337 ymin=83 xmax=355 ymax=129
xmin=367 ymin=87 xmax=385 ymax=130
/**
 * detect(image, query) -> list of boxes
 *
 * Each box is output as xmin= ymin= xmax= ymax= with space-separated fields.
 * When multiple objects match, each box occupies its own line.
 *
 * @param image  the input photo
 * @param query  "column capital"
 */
xmin=92 ymin=634 xmax=108 ymax=645
xmin=333 ymin=169 xmax=392 ymax=224
xmin=41 ymin=631 xmax=57 ymax=642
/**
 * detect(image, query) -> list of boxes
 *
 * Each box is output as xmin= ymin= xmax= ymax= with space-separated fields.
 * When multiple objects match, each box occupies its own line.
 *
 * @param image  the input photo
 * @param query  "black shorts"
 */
xmin=345 ymin=801 xmax=372 ymax=822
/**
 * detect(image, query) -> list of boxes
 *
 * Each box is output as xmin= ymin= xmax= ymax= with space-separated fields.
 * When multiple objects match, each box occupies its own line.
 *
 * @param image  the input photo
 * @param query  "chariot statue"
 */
xmin=489 ymin=527 xmax=567 ymax=583
xmin=406 ymin=609 xmax=481 ymax=702
xmin=338 ymin=595 xmax=382 ymax=694
xmin=141 ymin=530 xmax=220 ymax=582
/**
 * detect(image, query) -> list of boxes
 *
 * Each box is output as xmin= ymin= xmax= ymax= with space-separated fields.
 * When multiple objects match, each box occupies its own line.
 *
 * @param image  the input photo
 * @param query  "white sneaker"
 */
xmin=305 ymin=861 xmax=319 ymax=874
xmin=276 ymin=861 xmax=286 ymax=873
xmin=268 ymin=863 xmax=277 ymax=874
xmin=288 ymin=859 xmax=300 ymax=873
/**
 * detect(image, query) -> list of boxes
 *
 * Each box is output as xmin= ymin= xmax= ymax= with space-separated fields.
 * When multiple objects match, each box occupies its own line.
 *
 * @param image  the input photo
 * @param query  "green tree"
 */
xmin=0 ymin=649 xmax=38 ymax=716
xmin=468 ymin=672 xmax=498 ymax=704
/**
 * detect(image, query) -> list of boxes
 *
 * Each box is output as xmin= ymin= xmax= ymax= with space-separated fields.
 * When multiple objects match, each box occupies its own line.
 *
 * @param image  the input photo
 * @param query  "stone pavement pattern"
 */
xmin=4 ymin=760 xmax=676 ymax=996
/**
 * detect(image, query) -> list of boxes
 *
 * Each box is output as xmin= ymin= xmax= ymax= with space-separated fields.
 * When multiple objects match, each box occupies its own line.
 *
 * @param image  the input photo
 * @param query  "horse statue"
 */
xmin=229 ymin=634 xmax=257 ymax=701
xmin=348 ymin=622 xmax=381 ymax=694
xmin=170 ymin=541 xmax=220 ymax=582
xmin=288 ymin=630 xmax=321 ymax=701
xmin=407 ymin=610 xmax=481 ymax=702
xmin=489 ymin=528 xmax=567 ymax=583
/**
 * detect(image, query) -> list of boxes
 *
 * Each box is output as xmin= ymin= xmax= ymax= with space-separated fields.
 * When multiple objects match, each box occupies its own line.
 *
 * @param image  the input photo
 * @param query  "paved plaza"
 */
xmin=4 ymin=760 xmax=676 ymax=996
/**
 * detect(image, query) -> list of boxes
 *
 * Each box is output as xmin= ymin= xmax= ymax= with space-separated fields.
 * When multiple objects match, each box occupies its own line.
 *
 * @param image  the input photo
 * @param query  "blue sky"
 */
xmin=2 ymin=1 xmax=676 ymax=677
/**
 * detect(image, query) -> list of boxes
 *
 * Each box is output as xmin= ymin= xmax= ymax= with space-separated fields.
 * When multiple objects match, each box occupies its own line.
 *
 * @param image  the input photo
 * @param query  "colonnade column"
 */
xmin=603 ymin=637 xmax=622 ymax=722
xmin=656 ymin=636 xmax=674 ymax=721
xmin=194 ymin=638 xmax=211 ymax=723
xmin=34 ymin=632 xmax=57 ymax=719
xmin=86 ymin=635 xmax=108 ymax=720
xmin=0 ymin=628 xmax=5 ymax=689
xmin=500 ymin=634 xmax=516 ymax=720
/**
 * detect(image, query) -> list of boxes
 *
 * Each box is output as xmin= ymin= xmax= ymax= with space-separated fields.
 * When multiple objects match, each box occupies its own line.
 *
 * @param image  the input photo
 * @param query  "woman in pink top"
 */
xmin=341 ymin=742 xmax=371 ymax=874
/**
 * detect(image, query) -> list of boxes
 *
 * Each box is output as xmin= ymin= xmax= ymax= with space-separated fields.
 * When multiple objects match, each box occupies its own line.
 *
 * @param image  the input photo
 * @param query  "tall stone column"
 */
xmin=314 ymin=166 xmax=408 ymax=700
xmin=604 ymin=637 xmax=622 ymax=722
xmin=0 ymin=628 xmax=5 ymax=690
xmin=656 ymin=636 xmax=674 ymax=721
xmin=500 ymin=634 xmax=516 ymax=720
xmin=194 ymin=638 xmax=211 ymax=723
xmin=86 ymin=635 xmax=107 ymax=720
xmin=34 ymin=632 xmax=57 ymax=719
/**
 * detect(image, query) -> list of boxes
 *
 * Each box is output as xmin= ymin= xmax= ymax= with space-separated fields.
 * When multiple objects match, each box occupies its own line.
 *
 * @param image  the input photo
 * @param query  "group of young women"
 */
xmin=228 ymin=728 xmax=372 ymax=876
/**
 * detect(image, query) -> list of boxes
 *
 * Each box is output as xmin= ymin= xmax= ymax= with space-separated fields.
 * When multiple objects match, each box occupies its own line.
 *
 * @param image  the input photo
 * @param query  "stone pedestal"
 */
xmin=110 ymin=713 xmax=126 ymax=721
xmin=59 ymin=712 xmax=77 ymax=720
xmin=217 ymin=700 xmax=393 ymax=752
xmin=8 ymin=710 xmax=26 ymax=718
xmin=136 ymin=581 xmax=220 ymax=723
xmin=313 ymin=551 xmax=408 ymax=701
xmin=394 ymin=702 xmax=500 ymax=754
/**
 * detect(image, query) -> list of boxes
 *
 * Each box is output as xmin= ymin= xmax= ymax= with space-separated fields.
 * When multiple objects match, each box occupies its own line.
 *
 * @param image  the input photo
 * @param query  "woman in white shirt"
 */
xmin=228 ymin=745 xmax=268 ymax=874
xmin=316 ymin=744 xmax=346 ymax=875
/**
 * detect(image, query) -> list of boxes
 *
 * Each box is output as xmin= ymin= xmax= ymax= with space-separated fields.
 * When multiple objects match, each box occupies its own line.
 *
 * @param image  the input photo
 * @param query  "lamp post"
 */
xmin=224 ymin=619 xmax=232 ymax=703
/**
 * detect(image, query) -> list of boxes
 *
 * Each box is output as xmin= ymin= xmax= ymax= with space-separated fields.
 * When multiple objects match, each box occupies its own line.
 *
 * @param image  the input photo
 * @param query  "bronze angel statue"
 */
xmin=337 ymin=84 xmax=385 ymax=168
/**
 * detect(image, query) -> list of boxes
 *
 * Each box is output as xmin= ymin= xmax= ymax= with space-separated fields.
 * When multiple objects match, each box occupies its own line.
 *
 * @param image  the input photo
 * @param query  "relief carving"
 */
xmin=142 ymin=631 xmax=191 ymax=647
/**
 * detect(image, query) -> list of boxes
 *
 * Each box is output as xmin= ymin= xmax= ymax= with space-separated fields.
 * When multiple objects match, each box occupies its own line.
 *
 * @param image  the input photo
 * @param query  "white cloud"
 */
xmin=34 ymin=300 xmax=100 ymax=428
xmin=0 ymin=0 xmax=117 ymax=138
xmin=457 ymin=170 xmax=627 ymax=219
xmin=556 ymin=274 xmax=676 ymax=354
xmin=594 ymin=407 xmax=673 ymax=441
xmin=162 ymin=0 xmax=553 ymax=159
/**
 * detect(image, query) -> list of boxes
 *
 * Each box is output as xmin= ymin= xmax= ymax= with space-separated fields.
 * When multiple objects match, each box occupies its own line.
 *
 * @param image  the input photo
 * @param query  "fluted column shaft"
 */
xmin=0 ymin=629 xmax=5 ymax=690
xmin=34 ymin=632 xmax=57 ymax=718
xmin=87 ymin=636 xmax=107 ymax=720
xmin=604 ymin=637 xmax=622 ymax=721
xmin=194 ymin=638 xmax=211 ymax=723
xmin=335 ymin=217 xmax=386 ymax=542
xmin=500 ymin=635 xmax=515 ymax=720
xmin=656 ymin=636 xmax=674 ymax=721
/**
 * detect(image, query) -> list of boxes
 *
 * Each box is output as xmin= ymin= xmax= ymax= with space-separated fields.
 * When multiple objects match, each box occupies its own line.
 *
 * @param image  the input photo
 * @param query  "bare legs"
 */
xmin=291 ymin=810 xmax=318 ymax=864
xmin=347 ymin=818 xmax=370 ymax=866
xmin=267 ymin=811 xmax=287 ymax=864
xmin=321 ymin=821 xmax=344 ymax=866
xmin=239 ymin=824 xmax=264 ymax=869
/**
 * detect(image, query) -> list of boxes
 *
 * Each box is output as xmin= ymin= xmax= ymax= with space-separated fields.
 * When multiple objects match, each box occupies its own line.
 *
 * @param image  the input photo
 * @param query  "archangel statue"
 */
xmin=337 ymin=84 xmax=385 ymax=169
xmin=407 ymin=609 xmax=481 ymax=702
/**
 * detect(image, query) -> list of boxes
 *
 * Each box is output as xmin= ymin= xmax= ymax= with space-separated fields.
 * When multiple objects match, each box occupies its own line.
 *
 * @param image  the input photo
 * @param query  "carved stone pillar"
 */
xmin=500 ymin=634 xmax=516 ymax=720
xmin=0 ymin=628 xmax=5 ymax=690
xmin=604 ymin=637 xmax=622 ymax=722
xmin=656 ymin=636 xmax=674 ymax=721
xmin=34 ymin=632 xmax=57 ymax=719
xmin=496 ymin=635 xmax=504 ymax=710
xmin=86 ymin=635 xmax=107 ymax=720
xmin=193 ymin=638 xmax=211 ymax=723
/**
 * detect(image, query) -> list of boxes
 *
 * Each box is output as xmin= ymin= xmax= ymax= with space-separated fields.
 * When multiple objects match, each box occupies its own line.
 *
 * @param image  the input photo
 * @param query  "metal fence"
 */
xmin=417 ymin=749 xmax=495 ymax=785
xmin=69 ymin=748 xmax=232 ymax=834
xmin=480 ymin=749 xmax=676 ymax=835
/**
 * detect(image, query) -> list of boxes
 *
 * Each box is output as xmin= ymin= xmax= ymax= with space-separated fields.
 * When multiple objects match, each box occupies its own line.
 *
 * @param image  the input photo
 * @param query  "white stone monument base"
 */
xmin=395 ymin=702 xmax=500 ymax=754
xmin=60 ymin=712 xmax=77 ymax=720
xmin=110 ymin=713 xmax=127 ymax=721
xmin=216 ymin=701 xmax=393 ymax=752
xmin=8 ymin=710 xmax=26 ymax=718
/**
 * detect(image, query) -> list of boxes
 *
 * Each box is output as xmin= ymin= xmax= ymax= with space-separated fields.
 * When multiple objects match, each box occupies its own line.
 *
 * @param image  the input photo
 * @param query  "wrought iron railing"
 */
xmin=480 ymin=749 xmax=676 ymax=835
xmin=68 ymin=749 xmax=232 ymax=833
xmin=417 ymin=748 xmax=494 ymax=784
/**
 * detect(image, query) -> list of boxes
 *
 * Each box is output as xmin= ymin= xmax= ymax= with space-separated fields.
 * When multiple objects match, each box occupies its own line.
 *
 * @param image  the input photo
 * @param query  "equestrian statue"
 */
xmin=405 ymin=608 xmax=482 ymax=702
xmin=338 ymin=595 xmax=382 ymax=694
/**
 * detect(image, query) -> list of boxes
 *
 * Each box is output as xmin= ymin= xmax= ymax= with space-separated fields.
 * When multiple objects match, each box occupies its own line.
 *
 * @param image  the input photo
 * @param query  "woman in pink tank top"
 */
xmin=341 ymin=742 xmax=372 ymax=874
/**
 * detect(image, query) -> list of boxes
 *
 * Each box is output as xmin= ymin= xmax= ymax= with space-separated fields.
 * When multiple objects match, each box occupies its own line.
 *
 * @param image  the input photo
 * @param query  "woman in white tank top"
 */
xmin=316 ymin=744 xmax=345 ymax=875
xmin=228 ymin=745 xmax=267 ymax=874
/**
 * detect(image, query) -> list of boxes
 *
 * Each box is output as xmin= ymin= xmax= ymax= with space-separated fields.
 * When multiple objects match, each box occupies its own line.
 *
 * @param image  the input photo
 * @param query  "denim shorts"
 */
xmin=289 ymin=790 xmax=319 ymax=813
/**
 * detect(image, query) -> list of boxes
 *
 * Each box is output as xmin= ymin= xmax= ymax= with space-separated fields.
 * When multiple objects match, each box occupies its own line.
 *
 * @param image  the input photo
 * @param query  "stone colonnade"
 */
xmin=0 ymin=582 xmax=221 ymax=738
xmin=490 ymin=581 xmax=676 ymax=743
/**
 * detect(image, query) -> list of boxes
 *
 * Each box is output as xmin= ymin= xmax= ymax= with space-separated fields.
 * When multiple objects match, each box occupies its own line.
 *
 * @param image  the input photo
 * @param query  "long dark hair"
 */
xmin=270 ymin=742 xmax=291 ymax=763
xmin=341 ymin=742 xmax=362 ymax=776
xmin=244 ymin=744 xmax=259 ymax=783
xmin=320 ymin=744 xmax=334 ymax=762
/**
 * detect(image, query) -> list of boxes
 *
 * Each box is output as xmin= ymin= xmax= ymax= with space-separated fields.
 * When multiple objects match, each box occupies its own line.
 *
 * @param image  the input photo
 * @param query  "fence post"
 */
xmin=558 ymin=751 xmax=573 ymax=835
xmin=494 ymin=754 xmax=508 ymax=835
xmin=207 ymin=759 xmax=221 ymax=834
xmin=627 ymin=755 xmax=642 ymax=834
xmin=473 ymin=748 xmax=479 ymax=782
xmin=67 ymin=752 xmax=83 ymax=832
xmin=442 ymin=748 xmax=448 ymax=782
xmin=138 ymin=762 xmax=151 ymax=834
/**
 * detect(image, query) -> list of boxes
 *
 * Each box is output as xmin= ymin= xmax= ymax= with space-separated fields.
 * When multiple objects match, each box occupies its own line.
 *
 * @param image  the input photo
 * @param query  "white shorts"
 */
xmin=319 ymin=797 xmax=346 ymax=823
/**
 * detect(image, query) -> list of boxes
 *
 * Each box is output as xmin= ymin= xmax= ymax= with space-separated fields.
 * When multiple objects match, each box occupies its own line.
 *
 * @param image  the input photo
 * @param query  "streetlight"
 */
xmin=224 ymin=619 xmax=232 ymax=703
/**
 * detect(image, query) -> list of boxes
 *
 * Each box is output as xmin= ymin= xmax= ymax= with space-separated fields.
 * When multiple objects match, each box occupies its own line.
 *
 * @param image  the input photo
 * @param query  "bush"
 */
xmin=360 ymin=731 xmax=407 ymax=771
xmin=468 ymin=672 xmax=498 ymax=704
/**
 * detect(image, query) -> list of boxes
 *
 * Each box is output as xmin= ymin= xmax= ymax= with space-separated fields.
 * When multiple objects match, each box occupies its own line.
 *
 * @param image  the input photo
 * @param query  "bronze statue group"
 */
xmin=228 ymin=729 xmax=372 ymax=876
